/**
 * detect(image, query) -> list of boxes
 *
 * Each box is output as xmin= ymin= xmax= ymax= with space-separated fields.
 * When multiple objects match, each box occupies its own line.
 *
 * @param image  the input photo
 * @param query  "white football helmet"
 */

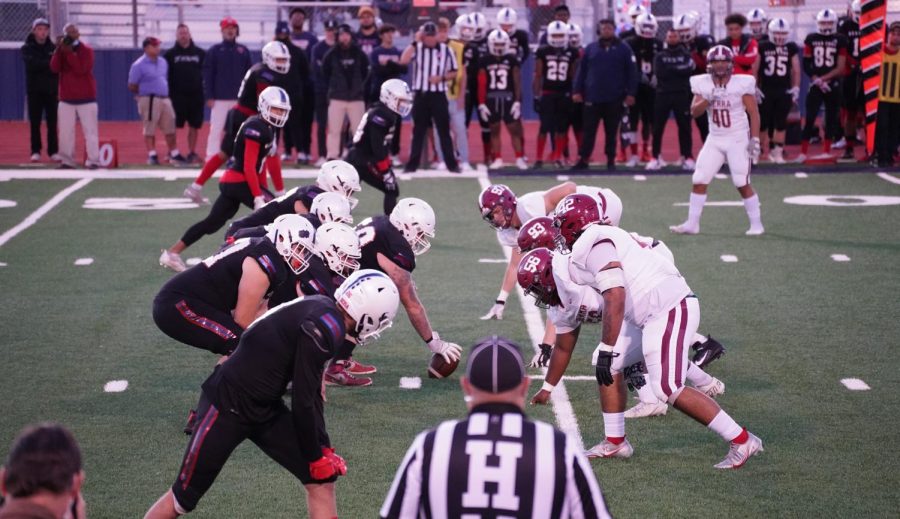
xmin=850 ymin=1 xmax=861 ymax=23
xmin=674 ymin=13 xmax=697 ymax=42
xmin=635 ymin=13 xmax=658 ymax=39
xmin=547 ymin=20 xmax=569 ymax=48
xmin=334 ymin=269 xmax=400 ymax=346
xmin=747 ymin=8 xmax=767 ymax=36
xmin=310 ymin=192 xmax=353 ymax=224
xmin=816 ymin=8 xmax=838 ymax=35
xmin=380 ymin=78 xmax=413 ymax=117
xmin=488 ymin=29 xmax=510 ymax=56
xmin=268 ymin=214 xmax=316 ymax=274
xmin=316 ymin=160 xmax=361 ymax=209
xmin=768 ymin=18 xmax=791 ymax=46
xmin=628 ymin=4 xmax=647 ymax=20
xmin=262 ymin=41 xmax=291 ymax=74
xmin=456 ymin=14 xmax=474 ymax=42
xmin=315 ymin=222 xmax=361 ymax=278
xmin=389 ymin=197 xmax=436 ymax=256
xmin=257 ymin=86 xmax=291 ymax=128
xmin=497 ymin=7 xmax=517 ymax=32
xmin=568 ymin=23 xmax=583 ymax=48
xmin=470 ymin=12 xmax=488 ymax=40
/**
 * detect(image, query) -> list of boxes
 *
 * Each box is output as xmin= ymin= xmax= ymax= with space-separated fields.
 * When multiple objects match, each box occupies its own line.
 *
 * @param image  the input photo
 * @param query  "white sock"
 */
xmin=636 ymin=381 xmax=662 ymax=404
xmin=692 ymin=333 xmax=707 ymax=345
xmin=687 ymin=192 xmax=707 ymax=227
xmin=707 ymin=410 xmax=743 ymax=442
xmin=743 ymin=194 xmax=762 ymax=228
xmin=602 ymin=412 xmax=626 ymax=439
xmin=686 ymin=363 xmax=714 ymax=387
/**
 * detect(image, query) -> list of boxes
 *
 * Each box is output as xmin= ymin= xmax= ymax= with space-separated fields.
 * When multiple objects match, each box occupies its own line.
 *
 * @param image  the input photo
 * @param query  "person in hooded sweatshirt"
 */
xmin=21 ymin=18 xmax=58 ymax=163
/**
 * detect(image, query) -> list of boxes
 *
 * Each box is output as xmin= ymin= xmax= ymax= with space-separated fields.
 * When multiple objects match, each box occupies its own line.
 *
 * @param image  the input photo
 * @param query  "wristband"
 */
xmin=424 ymin=336 xmax=433 ymax=344
xmin=495 ymin=300 xmax=506 ymax=305
xmin=542 ymin=381 xmax=555 ymax=393
xmin=497 ymin=289 xmax=509 ymax=303
xmin=599 ymin=342 xmax=615 ymax=353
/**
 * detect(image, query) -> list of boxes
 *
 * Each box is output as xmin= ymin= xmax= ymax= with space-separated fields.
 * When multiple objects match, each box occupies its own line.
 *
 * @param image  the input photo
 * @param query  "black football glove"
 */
xmin=594 ymin=346 xmax=618 ymax=386
xmin=529 ymin=343 xmax=552 ymax=368
xmin=691 ymin=335 xmax=725 ymax=369
xmin=623 ymin=361 xmax=647 ymax=392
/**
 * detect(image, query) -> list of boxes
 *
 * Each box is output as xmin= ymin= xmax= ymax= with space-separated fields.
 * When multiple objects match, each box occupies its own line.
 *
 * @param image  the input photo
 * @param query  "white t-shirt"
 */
xmin=690 ymin=73 xmax=756 ymax=138
xmin=568 ymin=225 xmax=691 ymax=326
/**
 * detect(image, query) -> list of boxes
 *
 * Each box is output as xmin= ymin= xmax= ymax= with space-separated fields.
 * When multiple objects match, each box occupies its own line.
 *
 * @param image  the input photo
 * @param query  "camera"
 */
xmin=62 ymin=35 xmax=74 ymax=46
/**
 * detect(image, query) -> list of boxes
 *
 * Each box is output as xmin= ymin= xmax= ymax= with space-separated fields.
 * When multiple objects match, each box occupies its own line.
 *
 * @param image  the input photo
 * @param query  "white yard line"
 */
xmin=0 ymin=168 xmax=479 ymax=182
xmin=673 ymin=201 xmax=744 ymax=207
xmin=399 ymin=377 xmax=422 ymax=389
xmin=528 ymin=375 xmax=596 ymax=381
xmin=831 ymin=254 xmax=851 ymax=262
xmin=103 ymin=380 xmax=129 ymax=393
xmin=478 ymin=258 xmax=508 ymax=263
xmin=876 ymin=172 xmax=900 ymax=185
xmin=0 ymin=178 xmax=92 ymax=248
xmin=74 ymin=258 xmax=94 ymax=266
xmin=476 ymin=173 xmax=584 ymax=450
xmin=840 ymin=378 xmax=871 ymax=391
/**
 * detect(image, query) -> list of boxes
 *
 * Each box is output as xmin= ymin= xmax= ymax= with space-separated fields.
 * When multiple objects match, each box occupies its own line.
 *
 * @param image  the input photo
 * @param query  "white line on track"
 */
xmin=476 ymin=173 xmax=584 ymax=450
xmin=478 ymin=258 xmax=508 ymax=263
xmin=720 ymin=254 xmax=739 ymax=263
xmin=831 ymin=254 xmax=851 ymax=262
xmin=0 ymin=178 xmax=92 ymax=248
xmin=876 ymin=172 xmax=900 ymax=185
xmin=840 ymin=378 xmax=871 ymax=391
xmin=399 ymin=377 xmax=422 ymax=389
xmin=103 ymin=380 xmax=129 ymax=392
xmin=74 ymin=258 xmax=94 ymax=266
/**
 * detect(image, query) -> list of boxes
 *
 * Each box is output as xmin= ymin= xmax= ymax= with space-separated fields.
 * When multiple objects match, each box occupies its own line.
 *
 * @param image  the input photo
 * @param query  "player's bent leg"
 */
xmin=153 ymin=294 xmax=241 ymax=355
xmin=306 ymin=483 xmax=338 ymax=519
xmin=643 ymin=297 xmax=698 ymax=405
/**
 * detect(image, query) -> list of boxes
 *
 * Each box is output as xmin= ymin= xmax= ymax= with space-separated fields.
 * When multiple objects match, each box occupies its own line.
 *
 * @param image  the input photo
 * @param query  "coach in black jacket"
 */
xmin=650 ymin=29 xmax=696 ymax=168
xmin=322 ymin=25 xmax=370 ymax=160
xmin=165 ymin=24 xmax=205 ymax=162
xmin=21 ymin=18 xmax=58 ymax=161
xmin=275 ymin=21 xmax=312 ymax=162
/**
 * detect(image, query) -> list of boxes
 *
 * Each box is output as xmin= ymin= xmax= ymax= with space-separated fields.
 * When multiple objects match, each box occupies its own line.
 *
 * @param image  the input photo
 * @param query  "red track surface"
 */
xmin=0 ymin=119 xmax=853 ymax=168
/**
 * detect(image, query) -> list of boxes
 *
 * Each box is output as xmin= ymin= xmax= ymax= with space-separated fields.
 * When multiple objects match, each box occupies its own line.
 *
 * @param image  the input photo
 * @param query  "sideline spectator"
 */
xmin=289 ymin=7 xmax=317 ymax=164
xmin=322 ymin=24 xmax=369 ymax=160
xmin=374 ymin=0 xmax=411 ymax=36
xmin=0 ymin=423 xmax=85 ymax=519
xmin=203 ymin=17 xmax=252 ymax=160
xmin=876 ymin=21 xmax=900 ymax=167
xmin=433 ymin=17 xmax=471 ymax=171
xmin=649 ymin=29 xmax=695 ymax=170
xmin=50 ymin=23 xmax=99 ymax=169
xmin=572 ymin=19 xmax=637 ymax=171
xmin=311 ymin=20 xmax=338 ymax=165
xmin=533 ymin=0 xmax=568 ymax=44
xmin=356 ymin=6 xmax=380 ymax=56
xmin=21 ymin=18 xmax=58 ymax=163
xmin=720 ymin=13 xmax=759 ymax=75
xmin=400 ymin=22 xmax=459 ymax=173
xmin=128 ymin=37 xmax=185 ymax=166
xmin=164 ymin=24 xmax=205 ymax=163
xmin=275 ymin=21 xmax=311 ymax=163
xmin=289 ymin=7 xmax=318 ymax=55
xmin=369 ymin=24 xmax=407 ymax=163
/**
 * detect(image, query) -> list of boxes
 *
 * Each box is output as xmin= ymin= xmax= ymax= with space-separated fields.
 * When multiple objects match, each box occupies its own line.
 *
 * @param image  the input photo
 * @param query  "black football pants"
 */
xmin=152 ymin=293 xmax=241 ymax=355
xmin=803 ymin=83 xmax=842 ymax=142
xmin=181 ymin=182 xmax=254 ymax=247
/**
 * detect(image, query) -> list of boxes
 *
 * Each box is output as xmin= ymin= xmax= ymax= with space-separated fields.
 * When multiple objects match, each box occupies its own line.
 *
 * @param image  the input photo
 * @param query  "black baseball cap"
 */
xmin=142 ymin=36 xmax=161 ymax=48
xmin=466 ymin=336 xmax=526 ymax=393
xmin=323 ymin=19 xmax=339 ymax=31
xmin=275 ymin=21 xmax=289 ymax=36
xmin=421 ymin=21 xmax=437 ymax=35
xmin=337 ymin=23 xmax=354 ymax=35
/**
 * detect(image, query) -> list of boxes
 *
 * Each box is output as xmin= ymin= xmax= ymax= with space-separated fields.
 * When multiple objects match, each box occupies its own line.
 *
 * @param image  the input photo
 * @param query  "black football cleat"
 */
xmin=692 ymin=335 xmax=725 ymax=369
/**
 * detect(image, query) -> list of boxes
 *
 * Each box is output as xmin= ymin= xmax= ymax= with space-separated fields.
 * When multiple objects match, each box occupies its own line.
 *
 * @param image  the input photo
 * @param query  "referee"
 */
xmin=381 ymin=336 xmax=610 ymax=519
xmin=400 ymin=22 xmax=460 ymax=173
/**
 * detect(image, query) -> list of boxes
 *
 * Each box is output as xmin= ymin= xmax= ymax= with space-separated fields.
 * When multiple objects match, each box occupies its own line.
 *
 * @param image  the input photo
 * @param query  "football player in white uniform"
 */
xmin=527 ymin=195 xmax=763 ymax=469
xmin=671 ymin=45 xmax=764 ymax=236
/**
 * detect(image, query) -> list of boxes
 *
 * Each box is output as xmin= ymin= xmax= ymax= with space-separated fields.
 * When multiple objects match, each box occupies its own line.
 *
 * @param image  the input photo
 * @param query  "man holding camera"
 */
xmin=50 ymin=23 xmax=99 ymax=169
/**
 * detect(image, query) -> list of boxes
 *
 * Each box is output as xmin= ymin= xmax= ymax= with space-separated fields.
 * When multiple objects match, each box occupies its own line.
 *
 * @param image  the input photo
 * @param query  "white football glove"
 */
xmin=787 ymin=86 xmax=800 ymax=104
xmin=428 ymin=332 xmax=462 ymax=363
xmin=813 ymin=78 xmax=831 ymax=93
xmin=253 ymin=195 xmax=267 ymax=210
xmin=478 ymin=104 xmax=491 ymax=122
xmin=183 ymin=182 xmax=209 ymax=205
xmin=748 ymin=137 xmax=761 ymax=164
xmin=755 ymin=87 xmax=765 ymax=104
xmin=480 ymin=301 xmax=505 ymax=320
xmin=711 ymin=86 xmax=728 ymax=102
xmin=510 ymin=101 xmax=521 ymax=120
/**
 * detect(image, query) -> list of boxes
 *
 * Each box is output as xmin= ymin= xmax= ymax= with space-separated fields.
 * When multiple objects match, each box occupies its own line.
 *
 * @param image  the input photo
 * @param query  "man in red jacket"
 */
xmin=50 ymin=23 xmax=99 ymax=169
xmin=720 ymin=14 xmax=759 ymax=76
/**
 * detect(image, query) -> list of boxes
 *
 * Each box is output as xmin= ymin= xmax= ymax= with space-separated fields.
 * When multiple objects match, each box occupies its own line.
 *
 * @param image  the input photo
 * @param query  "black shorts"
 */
xmin=538 ymin=93 xmax=573 ymax=134
xmin=485 ymin=95 xmax=517 ymax=125
xmin=171 ymin=388 xmax=335 ymax=513
xmin=172 ymin=94 xmax=204 ymax=129
xmin=760 ymin=90 xmax=792 ymax=132
xmin=842 ymin=72 xmax=864 ymax=111
xmin=220 ymin=109 xmax=251 ymax=156
xmin=152 ymin=292 xmax=241 ymax=355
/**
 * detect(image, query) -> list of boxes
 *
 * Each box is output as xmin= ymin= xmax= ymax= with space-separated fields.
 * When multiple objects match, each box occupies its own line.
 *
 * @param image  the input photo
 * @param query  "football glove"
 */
xmin=592 ymin=343 xmax=618 ymax=386
xmin=755 ymin=87 xmax=765 ymax=104
xmin=480 ymin=301 xmax=505 ymax=320
xmin=323 ymin=447 xmax=348 ymax=476
xmin=253 ymin=195 xmax=267 ymax=210
xmin=510 ymin=101 xmax=521 ymax=120
xmin=478 ymin=104 xmax=491 ymax=122
xmin=623 ymin=361 xmax=647 ymax=392
xmin=691 ymin=335 xmax=726 ymax=369
xmin=428 ymin=333 xmax=462 ymax=363
xmin=309 ymin=456 xmax=337 ymax=481
xmin=787 ymin=86 xmax=800 ymax=104
xmin=748 ymin=137 xmax=761 ymax=164
xmin=529 ymin=343 xmax=553 ymax=368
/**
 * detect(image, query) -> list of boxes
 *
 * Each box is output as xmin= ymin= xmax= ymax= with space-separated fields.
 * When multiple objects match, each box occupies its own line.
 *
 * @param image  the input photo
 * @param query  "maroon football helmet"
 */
xmin=552 ymin=194 xmax=603 ymax=252
xmin=517 ymin=216 xmax=556 ymax=253
xmin=706 ymin=45 xmax=734 ymax=79
xmin=478 ymin=184 xmax=518 ymax=229
xmin=516 ymin=248 xmax=559 ymax=308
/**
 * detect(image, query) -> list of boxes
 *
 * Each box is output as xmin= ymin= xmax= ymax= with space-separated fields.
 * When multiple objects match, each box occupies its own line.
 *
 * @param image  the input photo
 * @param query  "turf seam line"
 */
xmin=0 ymin=178 xmax=92 ymax=248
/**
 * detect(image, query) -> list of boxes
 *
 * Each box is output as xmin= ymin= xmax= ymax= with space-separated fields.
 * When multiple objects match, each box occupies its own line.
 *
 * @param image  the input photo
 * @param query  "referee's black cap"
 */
xmin=466 ymin=336 xmax=526 ymax=393
xmin=421 ymin=21 xmax=437 ymax=35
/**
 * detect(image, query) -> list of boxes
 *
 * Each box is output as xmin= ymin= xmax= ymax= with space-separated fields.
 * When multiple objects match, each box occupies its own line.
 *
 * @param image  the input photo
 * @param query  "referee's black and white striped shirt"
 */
xmin=409 ymin=41 xmax=458 ymax=93
xmin=380 ymin=404 xmax=611 ymax=519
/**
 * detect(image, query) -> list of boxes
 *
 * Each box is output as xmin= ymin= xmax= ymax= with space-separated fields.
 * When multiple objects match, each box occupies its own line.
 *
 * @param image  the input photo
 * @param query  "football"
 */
xmin=427 ymin=353 xmax=460 ymax=379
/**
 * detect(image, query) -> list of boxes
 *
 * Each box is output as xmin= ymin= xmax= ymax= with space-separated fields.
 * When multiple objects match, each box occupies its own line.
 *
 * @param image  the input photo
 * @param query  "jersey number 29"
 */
xmin=545 ymin=60 xmax=569 ymax=81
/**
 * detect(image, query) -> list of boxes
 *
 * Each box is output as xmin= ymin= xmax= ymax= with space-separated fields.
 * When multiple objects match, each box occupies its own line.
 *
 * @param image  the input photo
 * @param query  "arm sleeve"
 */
xmin=518 ymin=33 xmax=531 ymax=62
xmin=243 ymin=137 xmax=263 ymax=197
xmin=379 ymin=432 xmax=426 ymax=519
xmin=733 ymin=39 xmax=758 ymax=68
xmin=477 ymin=68 xmax=487 ymax=104
xmin=321 ymin=50 xmax=332 ymax=84
xmin=446 ymin=45 xmax=458 ymax=72
xmin=569 ymin=239 xmax=619 ymax=286
xmin=127 ymin=62 xmax=140 ymax=86
xmin=368 ymin=116 xmax=392 ymax=167
xmin=361 ymin=50 xmax=371 ymax=80
xmin=290 ymin=321 xmax=332 ymax=463
xmin=203 ymin=47 xmax=215 ymax=99
xmin=266 ymin=155 xmax=284 ymax=191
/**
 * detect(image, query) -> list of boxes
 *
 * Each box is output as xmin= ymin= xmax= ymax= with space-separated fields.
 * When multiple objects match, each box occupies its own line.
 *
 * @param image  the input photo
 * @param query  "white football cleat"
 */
xmin=625 ymin=155 xmax=640 ymax=167
xmin=515 ymin=157 xmax=528 ymax=170
xmin=683 ymin=157 xmax=696 ymax=170
xmin=624 ymin=401 xmax=668 ymax=418
xmin=50 ymin=153 xmax=63 ymax=162
xmin=831 ymin=137 xmax=847 ymax=149
xmin=488 ymin=158 xmax=505 ymax=170
xmin=159 ymin=249 xmax=187 ymax=272
xmin=714 ymin=432 xmax=764 ymax=469
xmin=695 ymin=377 xmax=725 ymax=398
xmin=391 ymin=155 xmax=403 ymax=167
xmin=313 ymin=157 xmax=326 ymax=167
xmin=745 ymin=225 xmax=765 ymax=236
xmin=769 ymin=147 xmax=786 ymax=164
xmin=793 ymin=153 xmax=807 ymax=163
xmin=460 ymin=162 xmax=475 ymax=173
xmin=670 ymin=222 xmax=700 ymax=235
xmin=183 ymin=183 xmax=209 ymax=205
xmin=30 ymin=153 xmax=41 ymax=162
xmin=585 ymin=438 xmax=634 ymax=459
xmin=645 ymin=158 xmax=661 ymax=171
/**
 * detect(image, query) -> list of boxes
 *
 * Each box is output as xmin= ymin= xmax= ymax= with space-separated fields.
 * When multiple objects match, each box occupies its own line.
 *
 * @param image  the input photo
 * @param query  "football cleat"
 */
xmin=624 ymin=401 xmax=668 ymax=418
xmin=745 ymin=225 xmax=765 ymax=236
xmin=645 ymin=158 xmax=662 ymax=171
xmin=488 ymin=158 xmax=505 ymax=170
xmin=183 ymin=183 xmax=209 ymax=205
xmin=515 ymin=157 xmax=528 ymax=170
xmin=793 ymin=153 xmax=808 ymax=163
xmin=691 ymin=335 xmax=725 ymax=368
xmin=30 ymin=153 xmax=40 ymax=162
xmin=324 ymin=363 xmax=372 ymax=387
xmin=683 ymin=157 xmax=696 ymax=170
xmin=769 ymin=147 xmax=785 ymax=164
xmin=625 ymin=155 xmax=640 ymax=167
xmin=714 ymin=432 xmax=764 ymax=469
xmin=670 ymin=222 xmax=700 ymax=235
xmin=585 ymin=438 xmax=634 ymax=459
xmin=344 ymin=358 xmax=377 ymax=375
xmin=159 ymin=249 xmax=187 ymax=272
xmin=695 ymin=377 xmax=725 ymax=398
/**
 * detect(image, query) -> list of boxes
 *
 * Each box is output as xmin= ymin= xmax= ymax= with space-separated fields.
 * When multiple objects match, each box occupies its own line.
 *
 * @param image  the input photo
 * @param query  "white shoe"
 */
xmin=624 ymin=401 xmax=668 ymax=418
xmin=515 ymin=157 xmax=528 ymax=170
xmin=313 ymin=157 xmax=326 ymax=167
xmin=50 ymin=153 xmax=63 ymax=162
xmin=769 ymin=148 xmax=786 ymax=164
xmin=585 ymin=438 xmax=634 ymax=459
xmin=460 ymin=162 xmax=474 ymax=173
xmin=488 ymin=158 xmax=504 ymax=170
xmin=159 ymin=249 xmax=187 ymax=272
xmin=183 ymin=183 xmax=209 ymax=205
xmin=625 ymin=155 xmax=640 ymax=167
xmin=670 ymin=222 xmax=699 ymax=235
xmin=831 ymin=137 xmax=847 ymax=149
xmin=391 ymin=155 xmax=403 ymax=167
xmin=793 ymin=153 xmax=807 ymax=163
xmin=714 ymin=432 xmax=763 ymax=469
xmin=695 ymin=377 xmax=725 ymax=398
xmin=683 ymin=157 xmax=696 ymax=170
xmin=435 ymin=161 xmax=447 ymax=171
xmin=30 ymin=153 xmax=41 ymax=162
xmin=745 ymin=225 xmax=765 ymax=236
xmin=280 ymin=153 xmax=291 ymax=162
xmin=645 ymin=158 xmax=661 ymax=171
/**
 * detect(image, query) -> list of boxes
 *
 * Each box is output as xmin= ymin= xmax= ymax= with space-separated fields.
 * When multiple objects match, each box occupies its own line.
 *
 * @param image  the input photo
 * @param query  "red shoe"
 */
xmin=640 ymin=148 xmax=653 ymax=163
xmin=615 ymin=149 xmax=626 ymax=163
xmin=344 ymin=357 xmax=377 ymax=375
xmin=324 ymin=363 xmax=372 ymax=387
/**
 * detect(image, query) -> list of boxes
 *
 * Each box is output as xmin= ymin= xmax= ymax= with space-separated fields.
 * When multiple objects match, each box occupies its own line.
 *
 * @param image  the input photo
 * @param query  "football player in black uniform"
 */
xmin=533 ymin=21 xmax=578 ymax=169
xmin=757 ymin=18 xmax=801 ymax=163
xmin=477 ymin=29 xmax=526 ymax=170
xmin=226 ymin=192 xmax=353 ymax=247
xmin=747 ymin=8 xmax=769 ymax=43
xmin=186 ymin=42 xmax=294 ymax=207
xmin=462 ymin=13 xmax=493 ymax=166
xmin=837 ymin=1 xmax=863 ymax=159
xmin=798 ymin=8 xmax=848 ymax=161
xmin=565 ymin=23 xmax=585 ymax=164
xmin=496 ymin=8 xmax=531 ymax=65
xmin=675 ymin=12 xmax=715 ymax=141
xmin=160 ymin=86 xmax=292 ymax=272
xmin=326 ymin=198 xmax=463 ymax=386
xmin=617 ymin=4 xmax=646 ymax=41
xmin=143 ymin=270 xmax=400 ymax=519
xmin=346 ymin=79 xmax=412 ymax=215
xmin=623 ymin=13 xmax=661 ymax=165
